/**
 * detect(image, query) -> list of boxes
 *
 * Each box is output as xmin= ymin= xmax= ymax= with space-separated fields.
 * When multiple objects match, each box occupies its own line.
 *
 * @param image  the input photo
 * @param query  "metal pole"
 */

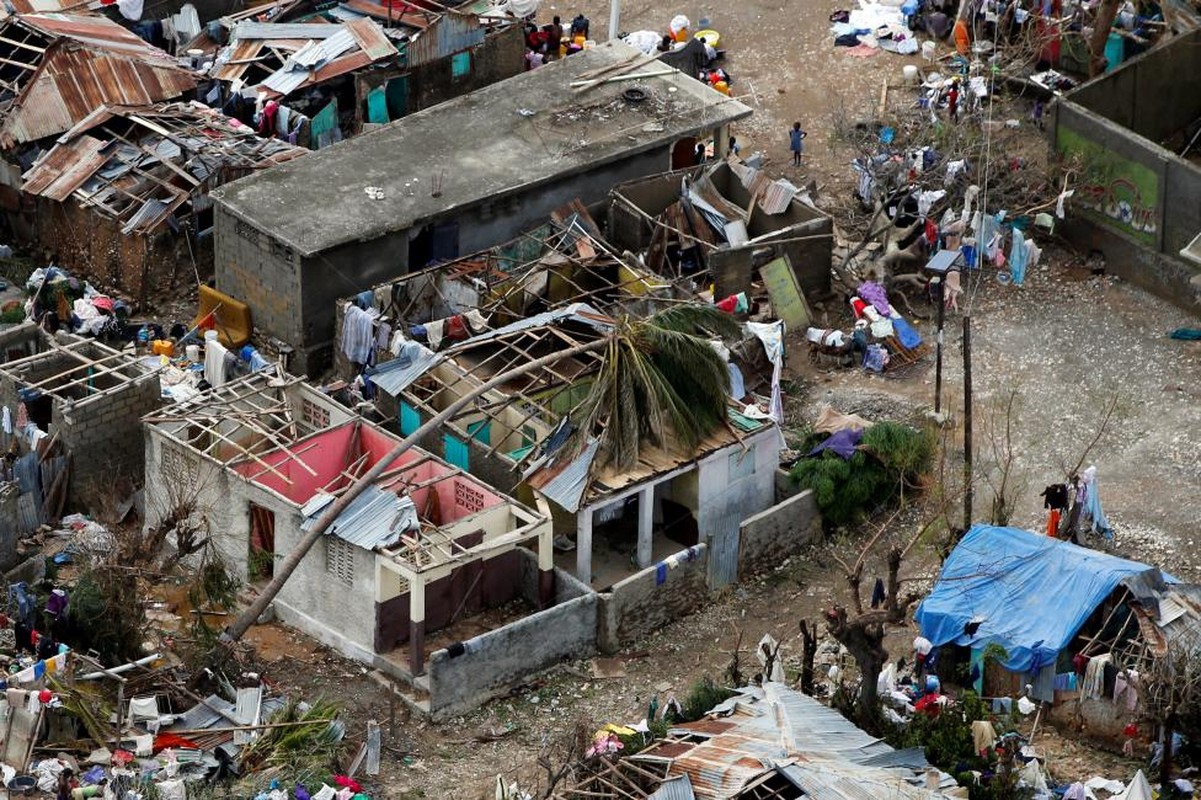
xmin=963 ymin=313 xmax=973 ymax=529
xmin=934 ymin=277 xmax=946 ymax=414
xmin=608 ymin=0 xmax=621 ymax=41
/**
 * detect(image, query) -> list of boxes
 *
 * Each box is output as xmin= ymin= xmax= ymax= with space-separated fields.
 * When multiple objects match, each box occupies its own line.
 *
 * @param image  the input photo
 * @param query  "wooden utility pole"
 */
xmin=963 ymin=314 xmax=973 ymax=529
xmin=934 ymin=277 xmax=946 ymax=414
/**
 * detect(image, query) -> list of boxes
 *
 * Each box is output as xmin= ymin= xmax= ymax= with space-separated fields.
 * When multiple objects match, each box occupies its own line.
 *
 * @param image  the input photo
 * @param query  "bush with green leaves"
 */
xmin=790 ymin=421 xmax=935 ymax=523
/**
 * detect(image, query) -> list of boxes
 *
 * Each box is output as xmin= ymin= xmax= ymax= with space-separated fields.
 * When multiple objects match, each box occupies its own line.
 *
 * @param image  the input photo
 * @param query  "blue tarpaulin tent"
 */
xmin=915 ymin=524 xmax=1166 ymax=673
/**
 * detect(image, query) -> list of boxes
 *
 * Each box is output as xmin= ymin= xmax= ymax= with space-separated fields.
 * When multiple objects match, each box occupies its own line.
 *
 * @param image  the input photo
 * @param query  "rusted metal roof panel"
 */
xmin=345 ymin=17 xmax=395 ymax=60
xmin=18 ymin=14 xmax=181 ymax=66
xmin=4 ymin=48 xmax=196 ymax=144
xmin=407 ymin=12 xmax=482 ymax=67
xmin=213 ymin=39 xmax=265 ymax=82
xmin=22 ymin=134 xmax=108 ymax=200
xmin=259 ymin=50 xmax=372 ymax=98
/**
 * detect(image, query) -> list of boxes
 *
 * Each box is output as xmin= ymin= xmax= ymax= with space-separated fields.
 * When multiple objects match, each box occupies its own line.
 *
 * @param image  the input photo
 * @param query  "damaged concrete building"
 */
xmin=206 ymin=11 xmax=523 ymax=145
xmin=0 ymin=324 xmax=162 ymax=519
xmin=143 ymin=372 xmax=597 ymax=717
xmin=1053 ymin=28 xmax=1201 ymax=304
xmin=211 ymin=41 xmax=753 ymax=374
xmin=608 ymin=161 xmax=835 ymax=308
xmin=20 ymin=102 xmax=307 ymax=302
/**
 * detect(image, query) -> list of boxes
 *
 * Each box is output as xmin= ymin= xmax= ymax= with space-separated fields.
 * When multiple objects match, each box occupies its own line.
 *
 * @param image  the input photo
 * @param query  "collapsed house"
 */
xmin=20 ymin=102 xmax=307 ymax=300
xmin=330 ymin=201 xmax=703 ymax=378
xmin=1053 ymin=28 xmax=1201 ymax=306
xmin=206 ymin=11 xmax=522 ymax=146
xmin=0 ymin=324 xmax=162 ymax=517
xmin=212 ymin=40 xmax=753 ymax=374
xmin=0 ymin=14 xmax=196 ymax=154
xmin=349 ymin=302 xmax=784 ymax=592
xmin=915 ymin=524 xmax=1193 ymax=739
xmin=608 ymin=161 xmax=835 ymax=310
xmin=142 ymin=372 xmax=596 ymax=717
xmin=554 ymin=683 xmax=960 ymax=799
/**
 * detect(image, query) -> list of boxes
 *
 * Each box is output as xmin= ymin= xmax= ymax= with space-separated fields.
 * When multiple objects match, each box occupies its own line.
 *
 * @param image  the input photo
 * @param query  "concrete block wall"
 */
xmin=596 ymin=543 xmax=709 ymax=654
xmin=737 ymin=489 xmax=820 ymax=581
xmin=425 ymin=590 xmax=598 ymax=719
xmin=56 ymin=376 xmax=162 ymax=503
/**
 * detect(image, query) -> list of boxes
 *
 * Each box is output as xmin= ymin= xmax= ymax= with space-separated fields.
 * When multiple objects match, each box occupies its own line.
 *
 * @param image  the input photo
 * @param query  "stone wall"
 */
xmin=596 ymin=543 xmax=709 ymax=654
xmin=0 ymin=350 xmax=161 ymax=507
xmin=738 ymin=489 xmax=820 ymax=580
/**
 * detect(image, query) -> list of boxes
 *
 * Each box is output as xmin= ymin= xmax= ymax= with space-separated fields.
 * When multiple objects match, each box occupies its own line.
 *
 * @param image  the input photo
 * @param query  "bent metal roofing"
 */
xmin=0 ymin=14 xmax=196 ymax=146
xmin=211 ymin=40 xmax=753 ymax=257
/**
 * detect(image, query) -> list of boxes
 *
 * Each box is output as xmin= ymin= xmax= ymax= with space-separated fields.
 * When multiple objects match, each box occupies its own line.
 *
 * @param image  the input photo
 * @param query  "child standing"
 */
xmin=789 ymin=122 xmax=807 ymax=166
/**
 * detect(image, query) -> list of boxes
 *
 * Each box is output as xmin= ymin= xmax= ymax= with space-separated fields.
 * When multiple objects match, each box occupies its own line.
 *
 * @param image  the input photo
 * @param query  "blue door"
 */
xmin=444 ymin=434 xmax=469 ymax=469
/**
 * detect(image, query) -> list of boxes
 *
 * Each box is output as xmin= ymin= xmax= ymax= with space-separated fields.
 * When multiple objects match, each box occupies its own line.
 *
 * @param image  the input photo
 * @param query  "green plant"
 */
xmin=62 ymin=566 xmax=146 ymax=663
xmin=790 ymin=421 xmax=935 ymax=523
xmin=680 ymin=677 xmax=736 ymax=722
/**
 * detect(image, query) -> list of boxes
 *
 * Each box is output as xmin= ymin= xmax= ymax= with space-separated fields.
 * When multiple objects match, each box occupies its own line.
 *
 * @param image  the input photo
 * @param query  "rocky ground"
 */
xmin=235 ymin=3 xmax=1201 ymax=798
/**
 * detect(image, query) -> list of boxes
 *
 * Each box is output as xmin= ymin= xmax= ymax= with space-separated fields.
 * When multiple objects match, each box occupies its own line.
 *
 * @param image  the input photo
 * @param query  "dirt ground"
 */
xmin=225 ymin=5 xmax=1201 ymax=799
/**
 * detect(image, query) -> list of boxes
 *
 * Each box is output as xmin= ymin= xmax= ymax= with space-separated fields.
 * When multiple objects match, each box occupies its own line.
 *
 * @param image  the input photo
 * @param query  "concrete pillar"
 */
xmin=409 ymin=575 xmax=426 ymax=677
xmin=636 ymin=485 xmax=654 ymax=568
xmin=712 ymin=125 xmax=728 ymax=160
xmin=537 ymin=524 xmax=554 ymax=609
xmin=576 ymin=508 xmax=593 ymax=585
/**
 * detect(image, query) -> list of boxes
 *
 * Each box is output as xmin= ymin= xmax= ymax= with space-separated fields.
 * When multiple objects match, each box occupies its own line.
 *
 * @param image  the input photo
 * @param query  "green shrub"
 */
xmin=680 ymin=678 xmax=736 ymax=722
xmin=790 ymin=421 xmax=935 ymax=523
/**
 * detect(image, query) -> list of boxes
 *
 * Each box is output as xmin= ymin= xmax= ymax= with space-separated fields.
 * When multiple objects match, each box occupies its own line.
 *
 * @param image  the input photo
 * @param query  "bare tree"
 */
xmin=980 ymin=388 xmax=1028 ymax=526
xmin=826 ymin=511 xmax=932 ymax=725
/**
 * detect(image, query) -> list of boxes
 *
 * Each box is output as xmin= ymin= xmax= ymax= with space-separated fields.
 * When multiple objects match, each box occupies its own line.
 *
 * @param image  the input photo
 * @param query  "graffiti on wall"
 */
xmin=1056 ymin=126 xmax=1160 ymax=245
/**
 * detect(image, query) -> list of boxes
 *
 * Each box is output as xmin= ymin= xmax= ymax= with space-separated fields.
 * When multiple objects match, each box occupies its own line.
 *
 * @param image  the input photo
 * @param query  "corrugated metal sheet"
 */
xmin=213 ymin=39 xmax=265 ymax=82
xmin=658 ymin=684 xmax=955 ymax=799
xmin=259 ymin=23 xmax=388 ymax=96
xmin=16 ymin=15 xmax=188 ymax=67
xmin=525 ymin=439 xmax=598 ymax=513
xmin=0 ymin=31 xmax=196 ymax=145
xmin=345 ymin=17 xmax=396 ymax=60
xmin=22 ymin=134 xmax=109 ymax=200
xmin=408 ymin=12 xmax=483 ymax=67
xmin=647 ymin=774 xmax=695 ymax=800
xmin=364 ymin=341 xmax=441 ymax=397
xmin=232 ymin=21 xmax=345 ymax=40
xmin=300 ymin=485 xmax=419 ymax=549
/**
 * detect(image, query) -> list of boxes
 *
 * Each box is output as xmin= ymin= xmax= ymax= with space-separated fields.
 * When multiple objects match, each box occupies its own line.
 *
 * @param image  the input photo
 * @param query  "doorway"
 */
xmin=248 ymin=504 xmax=275 ymax=581
xmin=672 ymin=137 xmax=699 ymax=170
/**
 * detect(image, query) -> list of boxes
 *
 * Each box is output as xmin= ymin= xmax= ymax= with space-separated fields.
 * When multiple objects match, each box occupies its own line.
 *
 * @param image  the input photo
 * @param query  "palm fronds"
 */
xmin=570 ymin=304 xmax=736 ymax=471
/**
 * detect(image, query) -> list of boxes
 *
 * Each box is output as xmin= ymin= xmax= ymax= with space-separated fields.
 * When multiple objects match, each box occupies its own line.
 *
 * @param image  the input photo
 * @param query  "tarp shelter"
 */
xmin=915 ymin=525 xmax=1168 ymax=672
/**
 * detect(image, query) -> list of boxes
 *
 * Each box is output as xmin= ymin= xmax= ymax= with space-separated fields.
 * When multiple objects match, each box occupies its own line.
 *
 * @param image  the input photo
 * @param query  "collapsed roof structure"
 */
xmin=210 ymin=17 xmax=397 ymax=99
xmin=555 ymin=683 xmax=960 ymax=799
xmin=22 ymin=101 xmax=306 ymax=237
xmin=143 ymin=372 xmax=554 ymax=684
xmin=0 ymin=14 xmax=197 ymax=148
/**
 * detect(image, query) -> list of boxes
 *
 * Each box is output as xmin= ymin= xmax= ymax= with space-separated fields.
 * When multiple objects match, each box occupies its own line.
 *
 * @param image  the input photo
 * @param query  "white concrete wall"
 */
xmin=231 ymin=479 xmax=381 ymax=658
xmin=696 ymin=428 xmax=779 ymax=524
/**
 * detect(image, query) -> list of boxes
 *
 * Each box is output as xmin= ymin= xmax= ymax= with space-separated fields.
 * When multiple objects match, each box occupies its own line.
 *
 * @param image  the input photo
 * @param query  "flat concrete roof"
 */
xmin=211 ymin=41 xmax=753 ymax=256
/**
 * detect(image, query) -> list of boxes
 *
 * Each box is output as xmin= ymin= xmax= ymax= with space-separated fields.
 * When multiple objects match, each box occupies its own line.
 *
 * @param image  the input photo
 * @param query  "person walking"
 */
xmin=789 ymin=122 xmax=806 ymax=167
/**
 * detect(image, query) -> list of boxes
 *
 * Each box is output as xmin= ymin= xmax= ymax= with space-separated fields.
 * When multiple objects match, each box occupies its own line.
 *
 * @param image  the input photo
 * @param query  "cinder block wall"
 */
xmin=596 ymin=543 xmax=710 ymax=654
xmin=424 ymin=548 xmax=598 ymax=719
xmin=56 ymin=376 xmax=162 ymax=503
xmin=737 ymin=489 xmax=820 ymax=581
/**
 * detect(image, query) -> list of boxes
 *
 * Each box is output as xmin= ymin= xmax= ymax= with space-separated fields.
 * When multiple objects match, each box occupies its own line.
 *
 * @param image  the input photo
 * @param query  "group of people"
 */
xmin=523 ymin=14 xmax=590 ymax=69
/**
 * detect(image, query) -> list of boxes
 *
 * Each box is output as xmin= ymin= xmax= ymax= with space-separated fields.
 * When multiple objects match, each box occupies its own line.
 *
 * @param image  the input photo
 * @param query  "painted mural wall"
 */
xmin=1056 ymin=125 xmax=1160 ymax=246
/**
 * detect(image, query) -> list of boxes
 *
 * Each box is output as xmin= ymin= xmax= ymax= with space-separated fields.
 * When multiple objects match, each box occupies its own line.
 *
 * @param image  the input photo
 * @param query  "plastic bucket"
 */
xmin=694 ymin=28 xmax=720 ymax=47
xmin=902 ymin=64 xmax=919 ymax=85
xmin=922 ymin=40 xmax=937 ymax=60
